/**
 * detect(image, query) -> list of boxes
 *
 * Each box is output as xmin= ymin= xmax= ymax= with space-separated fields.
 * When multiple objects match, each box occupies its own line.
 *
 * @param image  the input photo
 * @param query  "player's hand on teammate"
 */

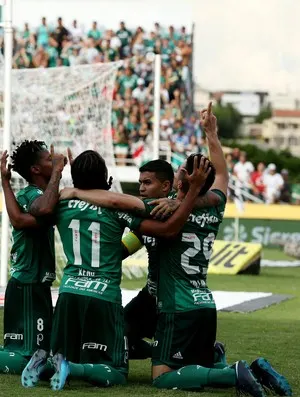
xmin=50 ymin=145 xmax=67 ymax=173
xmin=200 ymin=101 xmax=217 ymax=136
xmin=0 ymin=150 xmax=12 ymax=183
xmin=149 ymin=198 xmax=181 ymax=219
xmin=182 ymin=155 xmax=211 ymax=193
xmin=59 ymin=187 xmax=77 ymax=201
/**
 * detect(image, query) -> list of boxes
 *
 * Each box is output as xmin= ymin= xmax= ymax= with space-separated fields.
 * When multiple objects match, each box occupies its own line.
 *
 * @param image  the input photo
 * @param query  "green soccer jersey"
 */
xmin=10 ymin=185 xmax=55 ymax=284
xmin=55 ymin=199 xmax=143 ymax=304
xmin=157 ymin=189 xmax=226 ymax=313
xmin=141 ymin=235 xmax=158 ymax=296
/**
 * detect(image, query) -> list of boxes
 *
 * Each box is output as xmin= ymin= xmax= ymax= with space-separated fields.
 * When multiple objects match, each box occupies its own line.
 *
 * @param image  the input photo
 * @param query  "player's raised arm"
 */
xmin=29 ymin=146 xmax=66 ymax=216
xmin=136 ymin=156 xmax=211 ymax=238
xmin=201 ymin=102 xmax=229 ymax=196
xmin=1 ymin=151 xmax=38 ymax=229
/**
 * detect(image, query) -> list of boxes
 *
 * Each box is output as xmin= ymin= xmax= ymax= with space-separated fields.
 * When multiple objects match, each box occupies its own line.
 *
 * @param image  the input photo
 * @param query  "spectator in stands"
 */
xmin=132 ymin=78 xmax=148 ymax=102
xmin=233 ymin=151 xmax=254 ymax=189
xmin=88 ymin=21 xmax=101 ymax=42
xmin=69 ymin=20 xmax=84 ymax=43
xmin=21 ymin=23 xmax=31 ymax=43
xmin=251 ymin=162 xmax=265 ymax=200
xmin=54 ymin=18 xmax=69 ymax=53
xmin=231 ymin=147 xmax=240 ymax=164
xmin=13 ymin=47 xmax=30 ymax=69
xmin=279 ymin=169 xmax=292 ymax=203
xmin=263 ymin=163 xmax=284 ymax=204
xmin=160 ymin=119 xmax=173 ymax=140
xmin=225 ymin=153 xmax=234 ymax=174
xmin=36 ymin=17 xmax=50 ymax=48
xmin=113 ymin=122 xmax=129 ymax=166
xmin=116 ymin=21 xmax=132 ymax=58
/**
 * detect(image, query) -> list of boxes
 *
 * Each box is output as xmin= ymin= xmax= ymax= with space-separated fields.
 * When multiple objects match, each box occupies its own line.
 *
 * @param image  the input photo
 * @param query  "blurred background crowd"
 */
xmin=226 ymin=148 xmax=292 ymax=204
xmin=1 ymin=18 xmax=207 ymax=167
xmin=1 ymin=17 xmax=297 ymax=205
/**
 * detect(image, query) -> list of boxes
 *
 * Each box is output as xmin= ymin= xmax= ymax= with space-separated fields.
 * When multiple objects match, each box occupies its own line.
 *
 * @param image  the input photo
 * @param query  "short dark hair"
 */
xmin=11 ymin=140 xmax=48 ymax=182
xmin=139 ymin=159 xmax=174 ymax=186
xmin=185 ymin=153 xmax=216 ymax=195
xmin=71 ymin=150 xmax=112 ymax=190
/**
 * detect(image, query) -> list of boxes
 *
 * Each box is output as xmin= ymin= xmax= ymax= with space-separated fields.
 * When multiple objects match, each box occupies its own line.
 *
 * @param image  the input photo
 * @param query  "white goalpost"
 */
xmin=0 ymin=0 xmax=163 ymax=286
xmin=0 ymin=0 xmax=13 ymax=287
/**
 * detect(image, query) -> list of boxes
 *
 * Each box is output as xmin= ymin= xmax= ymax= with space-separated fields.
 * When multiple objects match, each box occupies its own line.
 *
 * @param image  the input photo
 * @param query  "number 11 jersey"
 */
xmin=157 ymin=190 xmax=226 ymax=313
xmin=55 ymin=199 xmax=143 ymax=304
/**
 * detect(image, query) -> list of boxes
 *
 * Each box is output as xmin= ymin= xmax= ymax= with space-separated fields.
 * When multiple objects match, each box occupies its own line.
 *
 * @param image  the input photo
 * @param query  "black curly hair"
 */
xmin=71 ymin=150 xmax=113 ymax=190
xmin=182 ymin=153 xmax=216 ymax=196
xmin=11 ymin=140 xmax=48 ymax=182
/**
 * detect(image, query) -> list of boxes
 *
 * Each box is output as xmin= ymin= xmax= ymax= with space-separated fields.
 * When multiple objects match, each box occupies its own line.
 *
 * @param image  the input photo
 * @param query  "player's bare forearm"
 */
xmin=1 ymin=180 xmax=38 ymax=229
xmin=200 ymin=103 xmax=229 ymax=195
xmin=138 ymin=187 xmax=199 ymax=238
xmin=73 ymin=189 xmax=148 ymax=216
xmin=29 ymin=169 xmax=61 ymax=216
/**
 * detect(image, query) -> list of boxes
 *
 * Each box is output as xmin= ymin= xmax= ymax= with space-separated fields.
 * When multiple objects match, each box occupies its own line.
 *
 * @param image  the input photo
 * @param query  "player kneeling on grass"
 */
xmin=23 ymin=150 xmax=211 ymax=390
xmin=62 ymin=103 xmax=292 ymax=397
xmin=0 ymin=142 xmax=65 ymax=376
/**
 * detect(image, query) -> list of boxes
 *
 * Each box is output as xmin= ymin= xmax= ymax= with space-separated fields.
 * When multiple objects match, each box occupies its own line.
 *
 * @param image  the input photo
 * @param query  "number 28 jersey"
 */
xmin=157 ymin=189 xmax=226 ymax=313
xmin=55 ymin=199 xmax=142 ymax=304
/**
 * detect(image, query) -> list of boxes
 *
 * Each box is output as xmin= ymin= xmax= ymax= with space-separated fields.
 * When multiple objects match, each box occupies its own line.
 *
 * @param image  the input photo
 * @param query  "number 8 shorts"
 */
xmin=4 ymin=277 xmax=53 ymax=356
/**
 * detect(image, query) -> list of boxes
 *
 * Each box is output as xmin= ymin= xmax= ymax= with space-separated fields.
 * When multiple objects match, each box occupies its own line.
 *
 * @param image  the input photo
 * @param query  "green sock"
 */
xmin=153 ymin=365 xmax=236 ymax=390
xmin=130 ymin=339 xmax=152 ymax=359
xmin=0 ymin=351 xmax=28 ymax=374
xmin=214 ymin=362 xmax=228 ymax=369
xmin=69 ymin=363 xmax=85 ymax=379
xmin=69 ymin=363 xmax=126 ymax=386
xmin=83 ymin=364 xmax=126 ymax=386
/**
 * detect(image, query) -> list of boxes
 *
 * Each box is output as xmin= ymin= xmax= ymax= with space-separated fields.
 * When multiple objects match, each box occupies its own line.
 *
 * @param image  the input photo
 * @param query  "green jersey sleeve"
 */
xmin=11 ymin=185 xmax=55 ymax=284
xmin=17 ymin=186 xmax=43 ymax=212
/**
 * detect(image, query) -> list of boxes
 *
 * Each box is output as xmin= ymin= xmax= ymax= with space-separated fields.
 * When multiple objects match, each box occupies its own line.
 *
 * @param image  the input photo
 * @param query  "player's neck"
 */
xmin=30 ymin=176 xmax=48 ymax=191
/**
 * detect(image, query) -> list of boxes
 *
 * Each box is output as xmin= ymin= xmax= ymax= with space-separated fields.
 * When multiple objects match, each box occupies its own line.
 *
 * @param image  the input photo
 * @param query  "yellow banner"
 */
xmin=122 ymin=240 xmax=262 ymax=278
xmin=224 ymin=202 xmax=300 ymax=220
xmin=208 ymin=240 xmax=262 ymax=275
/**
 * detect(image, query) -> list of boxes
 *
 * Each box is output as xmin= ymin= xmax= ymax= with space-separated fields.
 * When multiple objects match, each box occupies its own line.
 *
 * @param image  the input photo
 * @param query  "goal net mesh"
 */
xmin=0 ymin=61 xmax=122 ymax=283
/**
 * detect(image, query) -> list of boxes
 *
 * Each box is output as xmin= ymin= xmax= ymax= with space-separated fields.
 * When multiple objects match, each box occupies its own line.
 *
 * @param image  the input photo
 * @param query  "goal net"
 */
xmin=0 ymin=61 xmax=122 ymax=283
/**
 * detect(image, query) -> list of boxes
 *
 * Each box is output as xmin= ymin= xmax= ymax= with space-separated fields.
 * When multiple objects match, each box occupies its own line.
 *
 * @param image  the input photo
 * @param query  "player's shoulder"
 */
xmin=17 ymin=185 xmax=43 ymax=201
xmin=210 ymin=189 xmax=227 ymax=205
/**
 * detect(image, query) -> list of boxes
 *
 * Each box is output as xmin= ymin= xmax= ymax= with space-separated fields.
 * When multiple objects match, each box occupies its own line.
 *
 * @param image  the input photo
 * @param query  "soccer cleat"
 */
xmin=234 ymin=360 xmax=266 ymax=397
xmin=250 ymin=358 xmax=292 ymax=396
xmin=50 ymin=353 xmax=70 ymax=391
xmin=21 ymin=349 xmax=48 ymax=388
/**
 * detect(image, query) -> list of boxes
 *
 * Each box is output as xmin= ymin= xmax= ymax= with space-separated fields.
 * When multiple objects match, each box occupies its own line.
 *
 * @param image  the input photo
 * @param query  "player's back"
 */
xmin=157 ymin=189 xmax=226 ymax=313
xmin=10 ymin=185 xmax=55 ymax=284
xmin=56 ymin=199 xmax=142 ymax=304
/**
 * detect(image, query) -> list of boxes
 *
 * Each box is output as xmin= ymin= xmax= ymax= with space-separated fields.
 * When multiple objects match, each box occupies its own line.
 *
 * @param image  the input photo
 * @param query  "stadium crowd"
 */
xmin=226 ymin=148 xmax=292 ymax=204
xmin=1 ymin=18 xmax=206 ymax=165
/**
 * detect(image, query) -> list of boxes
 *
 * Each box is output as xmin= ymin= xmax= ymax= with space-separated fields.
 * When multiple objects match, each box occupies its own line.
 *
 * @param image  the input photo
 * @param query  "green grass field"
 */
xmin=0 ymin=248 xmax=299 ymax=397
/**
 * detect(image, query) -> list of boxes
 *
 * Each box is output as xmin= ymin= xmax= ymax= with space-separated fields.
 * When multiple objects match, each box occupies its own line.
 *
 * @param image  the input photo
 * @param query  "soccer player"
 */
xmin=0 ymin=141 xmax=65 ymax=375
xmin=122 ymin=159 xmax=222 ymax=360
xmin=60 ymin=104 xmax=292 ymax=396
xmin=27 ymin=149 xmax=210 ymax=391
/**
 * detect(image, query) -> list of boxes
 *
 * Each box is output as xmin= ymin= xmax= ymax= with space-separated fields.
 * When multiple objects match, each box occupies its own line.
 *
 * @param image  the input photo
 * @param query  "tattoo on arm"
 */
xmin=29 ymin=170 xmax=61 ymax=216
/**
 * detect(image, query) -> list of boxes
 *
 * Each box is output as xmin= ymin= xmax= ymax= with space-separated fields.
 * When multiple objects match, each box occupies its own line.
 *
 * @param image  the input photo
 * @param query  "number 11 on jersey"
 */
xmin=68 ymin=219 xmax=101 ymax=268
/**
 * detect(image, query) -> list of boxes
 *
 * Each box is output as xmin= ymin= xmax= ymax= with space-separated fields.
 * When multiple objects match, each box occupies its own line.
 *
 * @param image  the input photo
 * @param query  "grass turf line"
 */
xmin=0 ymin=265 xmax=299 ymax=396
